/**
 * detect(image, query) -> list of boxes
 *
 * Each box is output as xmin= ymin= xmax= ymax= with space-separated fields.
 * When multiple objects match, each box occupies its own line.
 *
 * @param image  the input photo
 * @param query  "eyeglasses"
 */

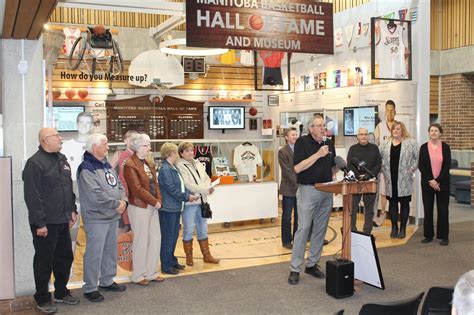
xmin=311 ymin=124 xmax=326 ymax=128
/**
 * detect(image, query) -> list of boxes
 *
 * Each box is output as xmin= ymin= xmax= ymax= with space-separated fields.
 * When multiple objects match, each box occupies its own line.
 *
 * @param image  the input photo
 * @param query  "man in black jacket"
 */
xmin=347 ymin=127 xmax=382 ymax=235
xmin=23 ymin=128 xmax=80 ymax=313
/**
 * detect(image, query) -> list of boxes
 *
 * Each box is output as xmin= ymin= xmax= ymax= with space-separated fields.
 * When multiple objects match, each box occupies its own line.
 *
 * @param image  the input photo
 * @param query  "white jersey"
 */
xmin=374 ymin=120 xmax=392 ymax=145
xmin=240 ymin=50 xmax=254 ymax=66
xmin=63 ymin=27 xmax=81 ymax=55
xmin=376 ymin=23 xmax=407 ymax=79
xmin=61 ymin=139 xmax=86 ymax=181
xmin=233 ymin=144 xmax=262 ymax=181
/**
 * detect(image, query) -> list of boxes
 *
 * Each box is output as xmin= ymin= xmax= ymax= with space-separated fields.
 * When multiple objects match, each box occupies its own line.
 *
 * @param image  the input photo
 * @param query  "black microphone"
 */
xmin=322 ymin=136 xmax=333 ymax=154
xmin=351 ymin=157 xmax=376 ymax=179
xmin=335 ymin=156 xmax=356 ymax=182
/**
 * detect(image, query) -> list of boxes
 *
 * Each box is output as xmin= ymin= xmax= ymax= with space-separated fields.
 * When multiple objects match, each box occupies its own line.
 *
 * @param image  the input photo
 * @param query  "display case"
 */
xmin=108 ymin=138 xmax=278 ymax=223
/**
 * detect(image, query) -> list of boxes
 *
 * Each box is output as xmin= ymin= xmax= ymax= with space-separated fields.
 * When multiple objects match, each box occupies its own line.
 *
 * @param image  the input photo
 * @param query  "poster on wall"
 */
xmin=254 ymin=51 xmax=291 ymax=91
xmin=186 ymin=0 xmax=334 ymax=54
xmin=371 ymin=17 xmax=412 ymax=80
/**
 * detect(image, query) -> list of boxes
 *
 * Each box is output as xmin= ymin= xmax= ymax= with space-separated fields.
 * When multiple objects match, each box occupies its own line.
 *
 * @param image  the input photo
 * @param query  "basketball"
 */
xmin=78 ymin=89 xmax=89 ymax=99
xmin=117 ymin=231 xmax=134 ymax=271
xmin=248 ymin=14 xmax=264 ymax=31
xmin=93 ymin=25 xmax=106 ymax=36
xmin=249 ymin=107 xmax=258 ymax=116
xmin=65 ymin=88 xmax=76 ymax=99
xmin=52 ymin=88 xmax=61 ymax=99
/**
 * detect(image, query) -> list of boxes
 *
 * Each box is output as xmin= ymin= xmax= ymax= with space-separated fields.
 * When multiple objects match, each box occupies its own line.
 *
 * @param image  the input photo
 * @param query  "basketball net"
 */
xmin=151 ymin=83 xmax=170 ymax=98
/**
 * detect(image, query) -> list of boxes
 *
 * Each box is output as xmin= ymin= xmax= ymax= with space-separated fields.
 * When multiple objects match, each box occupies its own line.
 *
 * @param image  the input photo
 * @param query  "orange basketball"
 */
xmin=249 ymin=107 xmax=258 ymax=116
xmin=78 ymin=89 xmax=89 ymax=99
xmin=65 ymin=88 xmax=76 ymax=99
xmin=93 ymin=25 xmax=106 ymax=36
xmin=117 ymin=231 xmax=134 ymax=271
xmin=248 ymin=14 xmax=264 ymax=31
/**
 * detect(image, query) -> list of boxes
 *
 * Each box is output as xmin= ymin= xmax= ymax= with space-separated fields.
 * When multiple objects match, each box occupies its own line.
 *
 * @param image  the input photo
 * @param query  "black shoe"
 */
xmin=440 ymin=239 xmax=449 ymax=246
xmin=304 ymin=265 xmax=325 ymax=279
xmin=53 ymin=293 xmax=80 ymax=305
xmin=282 ymin=243 xmax=293 ymax=249
xmin=323 ymin=239 xmax=329 ymax=245
xmin=98 ymin=282 xmax=126 ymax=292
xmin=288 ymin=272 xmax=299 ymax=285
xmin=398 ymin=228 xmax=406 ymax=239
xmin=163 ymin=268 xmax=179 ymax=275
xmin=83 ymin=291 xmax=104 ymax=303
xmin=174 ymin=263 xmax=185 ymax=270
xmin=390 ymin=226 xmax=398 ymax=238
xmin=421 ymin=238 xmax=433 ymax=244
xmin=37 ymin=302 xmax=58 ymax=313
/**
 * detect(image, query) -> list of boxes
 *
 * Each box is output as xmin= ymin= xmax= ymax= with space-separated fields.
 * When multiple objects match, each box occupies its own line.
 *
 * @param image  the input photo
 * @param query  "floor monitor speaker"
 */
xmin=326 ymin=259 xmax=354 ymax=299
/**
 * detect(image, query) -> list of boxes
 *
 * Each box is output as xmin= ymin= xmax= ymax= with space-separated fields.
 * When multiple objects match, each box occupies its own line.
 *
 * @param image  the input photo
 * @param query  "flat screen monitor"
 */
xmin=46 ymin=106 xmax=85 ymax=132
xmin=208 ymin=106 xmax=245 ymax=130
xmin=343 ymin=106 xmax=378 ymax=136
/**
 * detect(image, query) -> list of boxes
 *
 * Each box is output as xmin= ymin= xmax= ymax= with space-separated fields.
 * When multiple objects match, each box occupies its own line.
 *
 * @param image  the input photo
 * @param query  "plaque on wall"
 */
xmin=106 ymin=95 xmax=204 ymax=141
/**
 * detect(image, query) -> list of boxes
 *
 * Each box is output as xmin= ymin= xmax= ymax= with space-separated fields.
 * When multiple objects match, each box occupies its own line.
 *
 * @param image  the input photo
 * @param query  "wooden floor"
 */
xmin=68 ymin=210 xmax=416 ymax=286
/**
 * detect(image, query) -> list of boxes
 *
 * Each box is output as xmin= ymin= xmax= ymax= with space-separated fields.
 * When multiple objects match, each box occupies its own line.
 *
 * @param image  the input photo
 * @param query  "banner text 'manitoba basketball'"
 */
xmin=186 ymin=0 xmax=334 ymax=54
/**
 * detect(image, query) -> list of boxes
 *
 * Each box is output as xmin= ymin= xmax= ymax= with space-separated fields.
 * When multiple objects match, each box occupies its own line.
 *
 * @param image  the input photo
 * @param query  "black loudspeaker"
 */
xmin=326 ymin=259 xmax=354 ymax=299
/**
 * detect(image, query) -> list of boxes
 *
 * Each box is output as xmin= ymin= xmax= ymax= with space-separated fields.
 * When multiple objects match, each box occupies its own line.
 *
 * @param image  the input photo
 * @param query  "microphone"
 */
xmin=322 ymin=136 xmax=333 ymax=154
xmin=334 ymin=156 xmax=356 ymax=182
xmin=351 ymin=157 xmax=376 ymax=179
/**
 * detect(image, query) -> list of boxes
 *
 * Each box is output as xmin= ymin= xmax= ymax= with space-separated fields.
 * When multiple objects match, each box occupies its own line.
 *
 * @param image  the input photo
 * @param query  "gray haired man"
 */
xmin=77 ymin=133 xmax=127 ymax=302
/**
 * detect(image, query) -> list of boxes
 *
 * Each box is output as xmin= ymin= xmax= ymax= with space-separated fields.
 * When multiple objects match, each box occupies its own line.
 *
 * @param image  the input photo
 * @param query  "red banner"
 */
xmin=186 ymin=0 xmax=334 ymax=54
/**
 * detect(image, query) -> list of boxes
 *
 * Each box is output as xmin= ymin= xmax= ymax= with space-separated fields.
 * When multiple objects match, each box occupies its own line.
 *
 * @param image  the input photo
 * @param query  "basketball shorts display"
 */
xmin=263 ymin=67 xmax=283 ymax=85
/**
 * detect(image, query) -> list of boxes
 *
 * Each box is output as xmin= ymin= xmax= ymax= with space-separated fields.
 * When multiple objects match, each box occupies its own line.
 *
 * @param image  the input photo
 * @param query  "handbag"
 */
xmin=184 ymin=164 xmax=212 ymax=219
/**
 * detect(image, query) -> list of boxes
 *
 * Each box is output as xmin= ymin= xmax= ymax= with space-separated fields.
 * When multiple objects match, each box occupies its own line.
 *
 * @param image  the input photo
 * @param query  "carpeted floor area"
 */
xmin=54 ymin=220 xmax=473 ymax=314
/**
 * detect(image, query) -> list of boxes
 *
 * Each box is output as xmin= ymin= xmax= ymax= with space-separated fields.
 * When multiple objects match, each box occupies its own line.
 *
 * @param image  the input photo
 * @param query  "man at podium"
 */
xmin=288 ymin=116 xmax=336 ymax=285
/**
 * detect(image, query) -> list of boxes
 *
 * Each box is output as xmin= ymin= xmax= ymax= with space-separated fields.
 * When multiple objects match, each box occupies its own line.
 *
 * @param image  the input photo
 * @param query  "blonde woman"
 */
xmin=176 ymin=142 xmax=219 ymax=266
xmin=379 ymin=121 xmax=418 ymax=239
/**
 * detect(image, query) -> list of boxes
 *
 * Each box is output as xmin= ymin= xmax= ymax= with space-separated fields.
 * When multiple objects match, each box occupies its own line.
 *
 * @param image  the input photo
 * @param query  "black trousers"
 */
xmin=421 ymin=183 xmax=450 ymax=240
xmin=351 ymin=193 xmax=376 ymax=235
xmin=388 ymin=198 xmax=410 ymax=229
xmin=30 ymin=223 xmax=73 ymax=305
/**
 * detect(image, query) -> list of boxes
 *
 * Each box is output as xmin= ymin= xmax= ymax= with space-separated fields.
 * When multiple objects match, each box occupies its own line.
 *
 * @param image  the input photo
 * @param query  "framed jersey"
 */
xmin=371 ymin=17 xmax=412 ymax=81
xmin=254 ymin=51 xmax=291 ymax=91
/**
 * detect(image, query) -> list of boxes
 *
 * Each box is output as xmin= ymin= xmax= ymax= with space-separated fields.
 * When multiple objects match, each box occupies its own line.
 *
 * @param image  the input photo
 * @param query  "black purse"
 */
xmin=184 ymin=164 xmax=212 ymax=219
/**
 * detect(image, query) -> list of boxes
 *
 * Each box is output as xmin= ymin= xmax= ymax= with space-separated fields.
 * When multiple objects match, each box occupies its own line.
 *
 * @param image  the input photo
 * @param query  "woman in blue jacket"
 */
xmin=158 ymin=142 xmax=198 ymax=275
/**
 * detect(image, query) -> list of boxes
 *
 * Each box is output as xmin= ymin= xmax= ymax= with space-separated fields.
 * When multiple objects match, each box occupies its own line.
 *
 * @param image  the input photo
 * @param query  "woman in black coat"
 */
xmin=418 ymin=123 xmax=451 ymax=246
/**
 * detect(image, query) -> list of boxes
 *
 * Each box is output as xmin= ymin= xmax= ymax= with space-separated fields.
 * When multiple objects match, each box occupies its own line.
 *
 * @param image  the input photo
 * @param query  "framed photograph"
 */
xmin=254 ymin=51 xmax=291 ymax=91
xmin=268 ymin=95 xmax=279 ymax=106
xmin=371 ymin=17 xmax=412 ymax=80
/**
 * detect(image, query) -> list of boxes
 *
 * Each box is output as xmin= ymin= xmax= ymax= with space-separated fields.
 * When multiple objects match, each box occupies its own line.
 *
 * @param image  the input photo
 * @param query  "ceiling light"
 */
xmin=159 ymin=38 xmax=228 ymax=56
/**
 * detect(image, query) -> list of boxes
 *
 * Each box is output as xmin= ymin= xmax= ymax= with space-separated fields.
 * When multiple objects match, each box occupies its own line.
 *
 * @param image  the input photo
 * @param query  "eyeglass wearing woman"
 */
xmin=418 ymin=123 xmax=451 ymax=246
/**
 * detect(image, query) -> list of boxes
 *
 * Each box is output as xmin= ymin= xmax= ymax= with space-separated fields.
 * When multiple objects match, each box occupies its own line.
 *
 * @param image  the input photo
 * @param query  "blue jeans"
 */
xmin=281 ymin=196 xmax=298 ymax=245
xmin=159 ymin=211 xmax=181 ymax=272
xmin=182 ymin=203 xmax=208 ymax=241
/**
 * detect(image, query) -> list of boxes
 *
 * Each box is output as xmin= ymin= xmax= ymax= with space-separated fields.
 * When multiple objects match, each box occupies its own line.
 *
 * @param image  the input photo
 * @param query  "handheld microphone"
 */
xmin=322 ymin=136 xmax=333 ymax=154
xmin=334 ymin=156 xmax=356 ymax=182
xmin=351 ymin=157 xmax=376 ymax=179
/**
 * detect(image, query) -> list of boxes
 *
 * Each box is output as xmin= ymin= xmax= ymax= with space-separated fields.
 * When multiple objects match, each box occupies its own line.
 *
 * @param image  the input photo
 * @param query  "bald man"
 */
xmin=346 ymin=127 xmax=382 ymax=235
xmin=23 ymin=128 xmax=80 ymax=313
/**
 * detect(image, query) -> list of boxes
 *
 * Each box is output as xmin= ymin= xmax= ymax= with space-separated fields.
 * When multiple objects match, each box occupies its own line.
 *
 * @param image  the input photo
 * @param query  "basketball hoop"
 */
xmin=150 ymin=83 xmax=170 ymax=98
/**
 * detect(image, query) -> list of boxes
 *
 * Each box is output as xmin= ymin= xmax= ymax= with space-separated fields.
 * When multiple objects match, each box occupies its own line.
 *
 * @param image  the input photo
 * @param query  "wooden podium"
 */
xmin=315 ymin=180 xmax=377 ymax=260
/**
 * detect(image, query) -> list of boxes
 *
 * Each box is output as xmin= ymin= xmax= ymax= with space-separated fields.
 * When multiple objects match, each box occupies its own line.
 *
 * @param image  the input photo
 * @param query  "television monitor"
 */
xmin=46 ymin=106 xmax=85 ymax=132
xmin=343 ymin=106 xmax=378 ymax=136
xmin=208 ymin=106 xmax=245 ymax=130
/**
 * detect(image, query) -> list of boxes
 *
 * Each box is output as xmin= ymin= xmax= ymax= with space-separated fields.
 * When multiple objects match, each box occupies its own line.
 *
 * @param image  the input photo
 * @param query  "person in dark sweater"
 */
xmin=23 ymin=128 xmax=80 ymax=314
xmin=347 ymin=128 xmax=382 ymax=235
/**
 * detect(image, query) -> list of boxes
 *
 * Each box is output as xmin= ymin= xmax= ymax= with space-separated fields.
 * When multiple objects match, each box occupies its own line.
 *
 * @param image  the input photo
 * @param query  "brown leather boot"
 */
xmin=183 ymin=240 xmax=194 ymax=266
xmin=198 ymin=239 xmax=220 ymax=264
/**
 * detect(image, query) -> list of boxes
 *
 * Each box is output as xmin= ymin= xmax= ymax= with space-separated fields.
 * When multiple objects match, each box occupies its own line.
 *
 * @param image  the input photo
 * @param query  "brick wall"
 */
xmin=440 ymin=74 xmax=474 ymax=150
